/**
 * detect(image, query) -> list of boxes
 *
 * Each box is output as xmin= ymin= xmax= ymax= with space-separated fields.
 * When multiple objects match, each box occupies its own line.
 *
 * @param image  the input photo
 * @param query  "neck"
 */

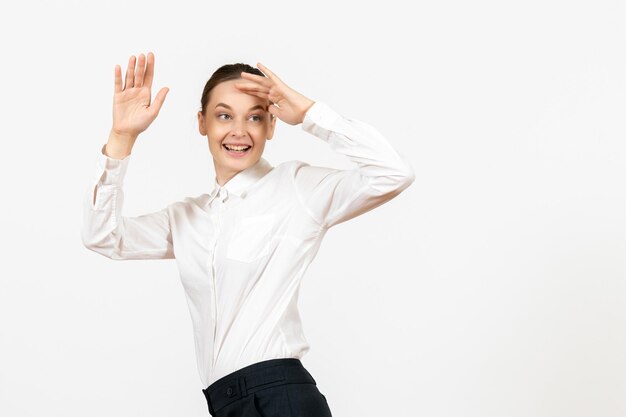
xmin=215 ymin=164 xmax=241 ymax=187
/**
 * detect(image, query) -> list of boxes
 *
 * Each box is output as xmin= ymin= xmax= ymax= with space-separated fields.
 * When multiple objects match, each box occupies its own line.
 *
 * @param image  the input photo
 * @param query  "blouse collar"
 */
xmin=205 ymin=157 xmax=274 ymax=205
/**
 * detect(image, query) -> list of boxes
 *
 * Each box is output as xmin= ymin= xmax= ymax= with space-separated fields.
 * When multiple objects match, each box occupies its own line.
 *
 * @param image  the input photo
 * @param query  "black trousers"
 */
xmin=202 ymin=358 xmax=333 ymax=417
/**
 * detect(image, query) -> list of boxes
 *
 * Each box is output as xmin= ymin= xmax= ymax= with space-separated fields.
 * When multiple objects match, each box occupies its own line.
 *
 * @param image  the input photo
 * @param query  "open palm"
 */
xmin=112 ymin=52 xmax=169 ymax=138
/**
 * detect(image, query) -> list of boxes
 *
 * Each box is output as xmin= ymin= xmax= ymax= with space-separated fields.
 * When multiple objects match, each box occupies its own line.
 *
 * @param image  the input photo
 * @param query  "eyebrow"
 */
xmin=215 ymin=103 xmax=266 ymax=112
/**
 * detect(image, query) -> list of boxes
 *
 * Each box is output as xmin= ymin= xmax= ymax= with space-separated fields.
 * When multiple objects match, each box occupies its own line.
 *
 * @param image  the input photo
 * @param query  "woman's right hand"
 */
xmin=111 ymin=52 xmax=169 ymax=140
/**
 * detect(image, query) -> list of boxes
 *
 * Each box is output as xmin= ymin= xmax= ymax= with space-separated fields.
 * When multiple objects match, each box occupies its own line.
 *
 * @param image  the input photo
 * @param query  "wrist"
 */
xmin=109 ymin=128 xmax=138 ymax=143
xmin=106 ymin=129 xmax=137 ymax=159
xmin=299 ymin=99 xmax=316 ymax=124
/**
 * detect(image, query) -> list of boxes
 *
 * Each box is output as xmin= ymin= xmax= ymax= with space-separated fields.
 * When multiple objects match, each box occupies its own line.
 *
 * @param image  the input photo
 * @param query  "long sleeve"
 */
xmin=294 ymin=101 xmax=415 ymax=229
xmin=81 ymin=144 xmax=175 ymax=260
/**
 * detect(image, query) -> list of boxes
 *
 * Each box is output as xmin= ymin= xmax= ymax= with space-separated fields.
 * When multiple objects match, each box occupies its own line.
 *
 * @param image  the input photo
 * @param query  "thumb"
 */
xmin=268 ymin=103 xmax=282 ymax=120
xmin=150 ymin=87 xmax=169 ymax=115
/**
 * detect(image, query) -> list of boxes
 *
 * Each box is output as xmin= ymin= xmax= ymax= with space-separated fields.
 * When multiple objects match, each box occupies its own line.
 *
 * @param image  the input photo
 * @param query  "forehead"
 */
xmin=209 ymin=79 xmax=268 ymax=108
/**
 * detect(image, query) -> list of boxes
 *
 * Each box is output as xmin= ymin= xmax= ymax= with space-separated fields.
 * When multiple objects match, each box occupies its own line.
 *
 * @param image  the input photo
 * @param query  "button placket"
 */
xmin=209 ymin=187 xmax=225 ymax=370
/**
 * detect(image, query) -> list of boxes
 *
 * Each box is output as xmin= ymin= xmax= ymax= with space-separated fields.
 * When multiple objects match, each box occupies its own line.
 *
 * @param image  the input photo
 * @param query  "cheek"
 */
xmin=256 ymin=126 xmax=272 ymax=139
xmin=206 ymin=122 xmax=225 ymax=133
xmin=205 ymin=126 xmax=228 ymax=143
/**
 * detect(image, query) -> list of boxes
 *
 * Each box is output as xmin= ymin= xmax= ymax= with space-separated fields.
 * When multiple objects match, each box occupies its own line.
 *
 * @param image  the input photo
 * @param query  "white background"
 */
xmin=0 ymin=0 xmax=625 ymax=416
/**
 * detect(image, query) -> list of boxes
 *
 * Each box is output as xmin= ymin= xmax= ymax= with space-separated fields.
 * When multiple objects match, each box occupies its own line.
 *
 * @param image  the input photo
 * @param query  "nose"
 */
xmin=230 ymin=118 xmax=247 ymax=137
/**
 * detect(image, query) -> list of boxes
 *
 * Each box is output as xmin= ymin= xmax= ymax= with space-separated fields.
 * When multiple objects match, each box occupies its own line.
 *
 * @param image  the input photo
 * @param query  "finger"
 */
xmin=143 ymin=52 xmax=155 ymax=89
xmin=239 ymin=71 xmax=272 ymax=87
xmin=268 ymin=103 xmax=282 ymax=119
xmin=135 ymin=53 xmax=146 ymax=88
xmin=124 ymin=55 xmax=136 ymax=90
xmin=249 ymin=91 xmax=270 ymax=100
xmin=149 ymin=87 xmax=170 ymax=116
xmin=257 ymin=62 xmax=283 ymax=84
xmin=234 ymin=81 xmax=270 ymax=95
xmin=234 ymin=80 xmax=269 ymax=92
xmin=236 ymin=87 xmax=270 ymax=100
xmin=114 ymin=64 xmax=122 ymax=94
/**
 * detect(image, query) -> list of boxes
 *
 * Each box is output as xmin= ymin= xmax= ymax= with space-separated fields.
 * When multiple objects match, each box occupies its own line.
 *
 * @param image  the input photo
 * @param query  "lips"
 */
xmin=222 ymin=143 xmax=252 ymax=156
xmin=223 ymin=144 xmax=252 ymax=150
xmin=223 ymin=143 xmax=252 ymax=147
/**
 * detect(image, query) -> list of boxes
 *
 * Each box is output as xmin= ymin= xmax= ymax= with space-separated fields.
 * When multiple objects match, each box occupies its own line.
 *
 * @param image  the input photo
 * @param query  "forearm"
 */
xmin=301 ymin=101 xmax=415 ymax=193
xmin=293 ymin=101 xmax=415 ymax=229
xmin=81 ymin=145 xmax=174 ymax=260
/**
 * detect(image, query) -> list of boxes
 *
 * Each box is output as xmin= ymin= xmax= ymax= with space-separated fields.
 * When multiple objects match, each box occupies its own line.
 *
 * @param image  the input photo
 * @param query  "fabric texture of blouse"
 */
xmin=81 ymin=101 xmax=415 ymax=388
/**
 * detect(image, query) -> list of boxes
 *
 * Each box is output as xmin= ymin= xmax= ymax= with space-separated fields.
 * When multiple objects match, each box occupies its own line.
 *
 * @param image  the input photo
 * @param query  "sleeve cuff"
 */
xmin=97 ymin=143 xmax=131 ymax=185
xmin=301 ymin=101 xmax=347 ymax=142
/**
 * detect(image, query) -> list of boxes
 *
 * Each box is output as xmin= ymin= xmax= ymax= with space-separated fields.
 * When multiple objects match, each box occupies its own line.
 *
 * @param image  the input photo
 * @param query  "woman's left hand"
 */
xmin=235 ymin=63 xmax=315 ymax=125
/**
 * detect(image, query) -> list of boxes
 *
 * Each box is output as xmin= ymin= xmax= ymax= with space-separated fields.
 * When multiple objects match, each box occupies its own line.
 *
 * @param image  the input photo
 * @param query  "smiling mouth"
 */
xmin=223 ymin=144 xmax=252 ymax=153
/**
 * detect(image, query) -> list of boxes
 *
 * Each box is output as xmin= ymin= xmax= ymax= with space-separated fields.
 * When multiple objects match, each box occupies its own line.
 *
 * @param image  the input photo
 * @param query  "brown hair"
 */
xmin=199 ymin=63 xmax=266 ymax=116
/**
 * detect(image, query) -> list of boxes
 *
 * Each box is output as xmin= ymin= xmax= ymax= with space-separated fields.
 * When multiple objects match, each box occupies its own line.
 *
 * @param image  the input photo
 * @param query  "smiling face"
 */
xmin=197 ymin=78 xmax=277 ymax=186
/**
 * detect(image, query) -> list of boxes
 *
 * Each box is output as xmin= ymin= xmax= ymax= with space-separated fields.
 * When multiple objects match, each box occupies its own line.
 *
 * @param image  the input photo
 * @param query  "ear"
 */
xmin=266 ymin=114 xmax=277 ymax=140
xmin=197 ymin=111 xmax=207 ymax=136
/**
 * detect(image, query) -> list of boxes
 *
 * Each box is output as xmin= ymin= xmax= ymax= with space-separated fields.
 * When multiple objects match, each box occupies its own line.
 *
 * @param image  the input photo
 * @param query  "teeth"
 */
xmin=224 ymin=144 xmax=250 ymax=151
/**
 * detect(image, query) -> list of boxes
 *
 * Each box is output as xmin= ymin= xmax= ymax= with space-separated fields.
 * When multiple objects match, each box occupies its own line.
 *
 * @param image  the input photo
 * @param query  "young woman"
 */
xmin=82 ymin=51 xmax=414 ymax=417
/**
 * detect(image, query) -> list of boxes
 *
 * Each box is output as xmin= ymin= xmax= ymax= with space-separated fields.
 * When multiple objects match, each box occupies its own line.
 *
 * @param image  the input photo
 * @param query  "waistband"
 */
xmin=202 ymin=358 xmax=316 ymax=415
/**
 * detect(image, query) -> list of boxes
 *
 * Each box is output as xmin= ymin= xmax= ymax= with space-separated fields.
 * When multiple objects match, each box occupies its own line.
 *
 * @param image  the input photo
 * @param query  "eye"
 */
xmin=217 ymin=113 xmax=263 ymax=121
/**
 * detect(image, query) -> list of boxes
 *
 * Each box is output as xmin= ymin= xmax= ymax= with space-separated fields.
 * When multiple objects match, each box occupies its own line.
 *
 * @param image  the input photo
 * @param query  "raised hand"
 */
xmin=111 ymin=52 xmax=169 ymax=140
xmin=234 ymin=63 xmax=315 ymax=125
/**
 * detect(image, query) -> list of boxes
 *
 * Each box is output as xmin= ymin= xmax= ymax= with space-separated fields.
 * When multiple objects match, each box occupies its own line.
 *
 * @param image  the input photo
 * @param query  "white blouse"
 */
xmin=81 ymin=101 xmax=415 ymax=388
